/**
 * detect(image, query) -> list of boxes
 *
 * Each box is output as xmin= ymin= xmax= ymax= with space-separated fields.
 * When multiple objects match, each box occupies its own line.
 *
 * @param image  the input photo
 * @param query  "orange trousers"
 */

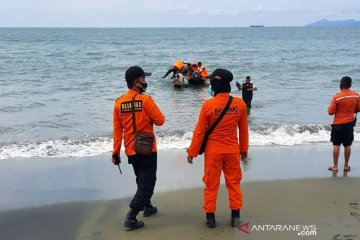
xmin=202 ymin=153 xmax=242 ymax=213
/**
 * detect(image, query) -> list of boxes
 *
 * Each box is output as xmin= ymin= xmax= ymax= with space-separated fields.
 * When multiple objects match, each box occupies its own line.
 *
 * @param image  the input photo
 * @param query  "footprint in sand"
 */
xmin=349 ymin=202 xmax=360 ymax=221
xmin=349 ymin=202 xmax=359 ymax=210
xmin=344 ymin=234 xmax=358 ymax=238
xmin=350 ymin=212 xmax=360 ymax=219
xmin=79 ymin=231 xmax=102 ymax=240
xmin=332 ymin=233 xmax=358 ymax=240
xmin=332 ymin=233 xmax=341 ymax=240
xmin=332 ymin=203 xmax=360 ymax=240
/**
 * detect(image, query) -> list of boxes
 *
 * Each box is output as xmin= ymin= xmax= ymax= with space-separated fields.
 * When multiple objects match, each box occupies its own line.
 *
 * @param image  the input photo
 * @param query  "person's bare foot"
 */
xmin=343 ymin=166 xmax=351 ymax=172
xmin=328 ymin=166 xmax=338 ymax=171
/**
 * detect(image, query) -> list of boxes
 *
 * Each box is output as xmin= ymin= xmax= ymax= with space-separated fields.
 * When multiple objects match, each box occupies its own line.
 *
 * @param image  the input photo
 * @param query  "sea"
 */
xmin=1 ymin=27 xmax=360 ymax=160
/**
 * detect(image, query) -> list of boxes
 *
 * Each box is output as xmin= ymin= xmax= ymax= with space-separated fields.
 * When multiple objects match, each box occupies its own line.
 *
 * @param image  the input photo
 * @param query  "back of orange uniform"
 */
xmin=199 ymin=65 xmax=208 ymax=79
xmin=328 ymin=89 xmax=360 ymax=124
xmin=113 ymin=89 xmax=165 ymax=156
xmin=186 ymin=64 xmax=198 ymax=78
xmin=187 ymin=93 xmax=249 ymax=157
xmin=173 ymin=60 xmax=185 ymax=72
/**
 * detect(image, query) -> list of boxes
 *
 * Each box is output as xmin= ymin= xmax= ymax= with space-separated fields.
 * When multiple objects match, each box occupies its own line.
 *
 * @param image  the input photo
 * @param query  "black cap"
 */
xmin=125 ymin=66 xmax=152 ymax=82
xmin=207 ymin=68 xmax=233 ymax=83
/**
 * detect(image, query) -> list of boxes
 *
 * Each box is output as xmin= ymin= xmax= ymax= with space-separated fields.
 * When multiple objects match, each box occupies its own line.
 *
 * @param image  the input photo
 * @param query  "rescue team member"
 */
xmin=197 ymin=61 xmax=209 ymax=79
xmin=328 ymin=76 xmax=360 ymax=172
xmin=112 ymin=66 xmax=165 ymax=230
xmin=186 ymin=63 xmax=199 ymax=79
xmin=236 ymin=76 xmax=257 ymax=113
xmin=161 ymin=59 xmax=185 ymax=79
xmin=187 ymin=69 xmax=249 ymax=228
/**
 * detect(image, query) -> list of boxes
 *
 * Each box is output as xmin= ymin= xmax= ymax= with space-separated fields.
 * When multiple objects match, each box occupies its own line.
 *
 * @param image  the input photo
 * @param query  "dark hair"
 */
xmin=340 ymin=76 xmax=352 ymax=89
xmin=198 ymin=62 xmax=202 ymax=66
xmin=246 ymin=76 xmax=251 ymax=80
xmin=210 ymin=80 xmax=231 ymax=96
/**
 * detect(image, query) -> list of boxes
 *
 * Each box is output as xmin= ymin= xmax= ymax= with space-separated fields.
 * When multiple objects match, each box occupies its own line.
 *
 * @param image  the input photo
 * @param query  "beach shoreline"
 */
xmin=1 ymin=145 xmax=360 ymax=239
xmin=1 ymin=145 xmax=360 ymax=210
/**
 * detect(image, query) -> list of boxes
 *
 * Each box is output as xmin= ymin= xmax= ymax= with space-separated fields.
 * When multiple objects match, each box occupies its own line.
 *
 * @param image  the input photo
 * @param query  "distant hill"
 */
xmin=306 ymin=19 xmax=360 ymax=27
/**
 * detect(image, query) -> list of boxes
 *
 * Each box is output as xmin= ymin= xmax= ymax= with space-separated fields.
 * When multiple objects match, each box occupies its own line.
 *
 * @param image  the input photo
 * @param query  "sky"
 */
xmin=1 ymin=0 xmax=360 ymax=27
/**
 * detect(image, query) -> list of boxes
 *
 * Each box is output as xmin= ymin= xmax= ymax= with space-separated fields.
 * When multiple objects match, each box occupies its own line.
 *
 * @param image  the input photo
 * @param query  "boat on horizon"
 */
xmin=250 ymin=25 xmax=264 ymax=27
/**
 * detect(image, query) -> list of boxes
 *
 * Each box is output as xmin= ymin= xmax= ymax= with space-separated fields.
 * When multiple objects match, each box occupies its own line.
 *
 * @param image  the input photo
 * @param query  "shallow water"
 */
xmin=1 ymin=146 xmax=359 ymax=210
xmin=1 ymin=27 xmax=360 ymax=159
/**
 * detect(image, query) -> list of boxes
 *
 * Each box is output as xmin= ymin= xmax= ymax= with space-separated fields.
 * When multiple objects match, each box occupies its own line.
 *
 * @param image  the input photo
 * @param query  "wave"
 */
xmin=1 ymin=124 xmax=359 ymax=160
xmin=0 ymin=137 xmax=113 ymax=160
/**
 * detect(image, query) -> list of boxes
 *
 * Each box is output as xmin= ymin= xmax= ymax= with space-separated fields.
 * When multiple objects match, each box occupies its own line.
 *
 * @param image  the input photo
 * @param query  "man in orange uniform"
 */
xmin=197 ymin=61 xmax=209 ymax=79
xmin=112 ymin=66 xmax=165 ymax=230
xmin=187 ymin=69 xmax=249 ymax=228
xmin=161 ymin=60 xmax=185 ymax=79
xmin=328 ymin=76 xmax=360 ymax=172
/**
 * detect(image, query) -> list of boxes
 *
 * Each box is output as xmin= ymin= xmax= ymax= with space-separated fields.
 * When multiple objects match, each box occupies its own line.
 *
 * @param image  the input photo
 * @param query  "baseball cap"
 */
xmin=125 ymin=66 xmax=152 ymax=81
xmin=207 ymin=68 xmax=233 ymax=83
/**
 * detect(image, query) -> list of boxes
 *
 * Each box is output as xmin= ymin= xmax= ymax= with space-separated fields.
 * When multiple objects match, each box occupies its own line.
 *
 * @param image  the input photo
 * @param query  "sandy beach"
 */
xmin=1 ymin=145 xmax=360 ymax=240
xmin=2 ymin=25 xmax=360 ymax=240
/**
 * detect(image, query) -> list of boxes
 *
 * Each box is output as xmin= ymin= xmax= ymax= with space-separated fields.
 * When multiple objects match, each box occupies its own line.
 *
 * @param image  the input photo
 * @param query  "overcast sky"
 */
xmin=1 ymin=0 xmax=360 ymax=27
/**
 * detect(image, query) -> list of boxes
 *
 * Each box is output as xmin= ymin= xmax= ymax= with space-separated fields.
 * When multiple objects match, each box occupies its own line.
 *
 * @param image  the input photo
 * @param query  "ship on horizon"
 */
xmin=250 ymin=25 xmax=264 ymax=27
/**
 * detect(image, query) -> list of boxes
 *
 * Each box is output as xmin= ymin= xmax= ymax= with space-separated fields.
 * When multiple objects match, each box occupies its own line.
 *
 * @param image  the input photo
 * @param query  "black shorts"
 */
xmin=244 ymin=99 xmax=252 ymax=108
xmin=330 ymin=123 xmax=354 ymax=147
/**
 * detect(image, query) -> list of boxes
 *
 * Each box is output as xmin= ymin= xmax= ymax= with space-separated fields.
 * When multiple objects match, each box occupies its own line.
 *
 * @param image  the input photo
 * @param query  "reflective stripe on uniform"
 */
xmin=336 ymin=95 xmax=359 ymax=101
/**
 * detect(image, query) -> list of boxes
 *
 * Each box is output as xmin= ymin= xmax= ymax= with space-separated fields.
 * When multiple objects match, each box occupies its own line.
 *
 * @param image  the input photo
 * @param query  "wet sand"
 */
xmin=1 ymin=145 xmax=360 ymax=239
xmin=1 ymin=178 xmax=359 ymax=240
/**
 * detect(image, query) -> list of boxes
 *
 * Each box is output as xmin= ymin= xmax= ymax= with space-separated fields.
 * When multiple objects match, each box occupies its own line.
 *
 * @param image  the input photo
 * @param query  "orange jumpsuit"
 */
xmin=188 ymin=93 xmax=249 ymax=212
xmin=113 ymin=89 xmax=165 ymax=156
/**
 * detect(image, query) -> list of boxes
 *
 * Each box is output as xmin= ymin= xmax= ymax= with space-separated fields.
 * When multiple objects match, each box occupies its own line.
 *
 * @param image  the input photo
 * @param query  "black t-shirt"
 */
xmin=242 ymin=82 xmax=253 ymax=101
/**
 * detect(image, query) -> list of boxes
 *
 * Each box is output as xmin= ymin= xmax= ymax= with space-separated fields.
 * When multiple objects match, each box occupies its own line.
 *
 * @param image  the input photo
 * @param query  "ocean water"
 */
xmin=1 ymin=27 xmax=360 ymax=160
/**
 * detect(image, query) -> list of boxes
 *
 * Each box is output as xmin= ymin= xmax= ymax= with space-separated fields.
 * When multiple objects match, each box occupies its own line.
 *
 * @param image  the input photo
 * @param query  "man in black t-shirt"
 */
xmin=236 ymin=76 xmax=257 ymax=113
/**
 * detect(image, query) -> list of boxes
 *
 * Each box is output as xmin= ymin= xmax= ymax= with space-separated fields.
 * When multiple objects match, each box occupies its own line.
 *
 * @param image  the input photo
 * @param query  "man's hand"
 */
xmin=240 ymin=152 xmax=248 ymax=161
xmin=187 ymin=155 xmax=194 ymax=164
xmin=235 ymin=81 xmax=242 ymax=91
xmin=112 ymin=154 xmax=121 ymax=165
